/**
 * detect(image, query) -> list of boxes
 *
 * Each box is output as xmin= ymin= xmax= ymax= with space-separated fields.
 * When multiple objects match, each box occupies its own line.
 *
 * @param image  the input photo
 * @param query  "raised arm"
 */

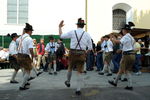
xmin=59 ymin=20 xmax=64 ymax=36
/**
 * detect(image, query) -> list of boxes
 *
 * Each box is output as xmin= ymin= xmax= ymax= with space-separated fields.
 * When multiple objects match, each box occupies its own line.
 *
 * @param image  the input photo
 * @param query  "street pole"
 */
xmin=85 ymin=0 xmax=88 ymax=32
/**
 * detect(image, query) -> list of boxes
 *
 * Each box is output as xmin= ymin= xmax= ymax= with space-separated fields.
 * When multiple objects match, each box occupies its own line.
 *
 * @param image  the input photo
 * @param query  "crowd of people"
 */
xmin=0 ymin=18 xmax=150 ymax=96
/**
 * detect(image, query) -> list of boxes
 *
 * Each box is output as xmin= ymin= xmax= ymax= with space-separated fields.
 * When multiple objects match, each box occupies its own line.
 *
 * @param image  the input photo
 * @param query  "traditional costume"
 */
xmin=108 ymin=22 xmax=136 ymax=90
xmin=9 ymin=33 xmax=20 ymax=83
xmin=17 ymin=23 xmax=34 ymax=90
xmin=59 ymin=18 xmax=93 ymax=95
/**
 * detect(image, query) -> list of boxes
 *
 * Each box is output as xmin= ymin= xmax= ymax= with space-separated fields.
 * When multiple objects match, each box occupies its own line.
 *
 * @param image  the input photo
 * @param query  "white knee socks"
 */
xmin=11 ymin=71 xmax=17 ymax=81
xmin=67 ymin=71 xmax=72 ymax=82
xmin=76 ymin=74 xmax=82 ymax=91
xmin=21 ymin=73 xmax=30 ymax=87
xmin=84 ymin=62 xmax=87 ymax=71
xmin=127 ymin=72 xmax=133 ymax=87
xmin=114 ymin=74 xmax=122 ymax=84
xmin=53 ymin=64 xmax=57 ymax=72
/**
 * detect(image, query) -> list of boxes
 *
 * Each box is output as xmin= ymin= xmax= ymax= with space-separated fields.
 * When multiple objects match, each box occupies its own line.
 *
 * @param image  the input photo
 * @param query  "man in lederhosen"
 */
xmin=108 ymin=22 xmax=135 ymax=90
xmin=17 ymin=23 xmax=34 ymax=90
xmin=9 ymin=33 xmax=20 ymax=83
xmin=45 ymin=36 xmax=58 ymax=75
xmin=99 ymin=35 xmax=113 ymax=76
xmin=59 ymin=18 xmax=93 ymax=95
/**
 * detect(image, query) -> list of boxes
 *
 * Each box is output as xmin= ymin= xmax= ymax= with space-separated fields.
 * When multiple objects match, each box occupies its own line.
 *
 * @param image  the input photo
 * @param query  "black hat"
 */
xmin=49 ymin=36 xmax=54 ymax=40
xmin=7 ymin=33 xmax=18 ymax=39
xmin=76 ymin=18 xmax=86 ymax=25
xmin=122 ymin=24 xmax=131 ymax=30
xmin=104 ymin=35 xmax=110 ymax=38
xmin=122 ymin=22 xmax=135 ymax=30
xmin=24 ymin=23 xmax=34 ymax=31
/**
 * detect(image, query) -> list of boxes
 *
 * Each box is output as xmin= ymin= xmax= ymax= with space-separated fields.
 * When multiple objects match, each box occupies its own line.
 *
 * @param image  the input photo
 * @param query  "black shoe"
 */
xmin=54 ymin=72 xmax=57 ymax=75
xmin=37 ymin=72 xmax=43 ymax=76
xmin=75 ymin=91 xmax=81 ymax=96
xmin=28 ymin=77 xmax=35 ymax=81
xmin=106 ymin=73 xmax=112 ymax=76
xmin=10 ymin=80 xmax=19 ymax=84
xmin=25 ymin=83 xmax=30 ymax=86
xmin=83 ymin=71 xmax=87 ymax=74
xmin=49 ymin=72 xmax=53 ymax=75
xmin=124 ymin=86 xmax=133 ymax=90
xmin=121 ymin=78 xmax=128 ymax=82
xmin=19 ymin=87 xmax=29 ymax=90
xmin=98 ymin=72 xmax=104 ymax=75
xmin=65 ymin=81 xmax=70 ymax=87
xmin=113 ymin=77 xmax=121 ymax=80
xmin=108 ymin=80 xmax=117 ymax=87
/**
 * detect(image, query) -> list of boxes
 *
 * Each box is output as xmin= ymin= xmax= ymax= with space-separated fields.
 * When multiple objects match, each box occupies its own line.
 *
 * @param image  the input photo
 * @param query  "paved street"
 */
xmin=0 ymin=69 xmax=150 ymax=100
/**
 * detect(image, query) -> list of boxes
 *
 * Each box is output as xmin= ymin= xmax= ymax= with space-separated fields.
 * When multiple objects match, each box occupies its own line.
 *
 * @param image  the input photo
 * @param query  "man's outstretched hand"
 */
xmin=59 ymin=20 xmax=64 ymax=28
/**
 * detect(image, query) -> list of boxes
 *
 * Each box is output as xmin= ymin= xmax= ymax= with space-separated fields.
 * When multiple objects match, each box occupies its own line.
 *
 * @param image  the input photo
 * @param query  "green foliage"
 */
xmin=0 ymin=35 xmax=70 ymax=48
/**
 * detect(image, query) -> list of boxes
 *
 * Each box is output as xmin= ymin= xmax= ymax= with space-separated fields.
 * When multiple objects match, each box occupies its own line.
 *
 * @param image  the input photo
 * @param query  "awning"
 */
xmin=131 ymin=28 xmax=150 ymax=38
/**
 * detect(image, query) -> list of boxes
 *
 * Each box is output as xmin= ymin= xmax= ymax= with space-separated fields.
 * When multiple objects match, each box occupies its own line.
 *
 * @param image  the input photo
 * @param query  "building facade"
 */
xmin=87 ymin=0 xmax=150 ymax=42
xmin=0 ymin=0 xmax=150 ymax=43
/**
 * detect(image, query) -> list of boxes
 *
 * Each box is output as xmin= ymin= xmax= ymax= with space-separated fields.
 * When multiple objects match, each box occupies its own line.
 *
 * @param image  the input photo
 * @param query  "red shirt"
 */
xmin=37 ymin=43 xmax=45 ymax=55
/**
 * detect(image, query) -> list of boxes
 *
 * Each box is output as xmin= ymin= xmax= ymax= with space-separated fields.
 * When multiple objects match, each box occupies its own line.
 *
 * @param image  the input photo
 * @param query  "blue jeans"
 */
xmin=86 ymin=51 xmax=95 ymax=70
xmin=112 ymin=53 xmax=122 ymax=72
xmin=96 ymin=52 xmax=103 ymax=71
xmin=134 ymin=54 xmax=142 ymax=72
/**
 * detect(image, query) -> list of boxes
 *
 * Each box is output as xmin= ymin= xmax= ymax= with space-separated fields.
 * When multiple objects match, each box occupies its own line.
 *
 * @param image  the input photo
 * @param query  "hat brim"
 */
xmin=24 ymin=28 xmax=34 ymax=31
xmin=122 ymin=28 xmax=131 ymax=30
xmin=76 ymin=23 xmax=86 ymax=25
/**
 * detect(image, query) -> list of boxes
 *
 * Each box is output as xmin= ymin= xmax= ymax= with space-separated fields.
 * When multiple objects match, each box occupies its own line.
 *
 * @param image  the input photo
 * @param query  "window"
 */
xmin=113 ymin=9 xmax=126 ymax=30
xmin=7 ymin=0 xmax=28 ymax=24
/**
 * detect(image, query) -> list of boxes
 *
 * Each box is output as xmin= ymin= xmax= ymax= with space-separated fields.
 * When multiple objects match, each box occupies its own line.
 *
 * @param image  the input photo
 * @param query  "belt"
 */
xmin=70 ymin=49 xmax=85 ymax=52
xmin=123 ymin=50 xmax=135 ymax=55
xmin=18 ymin=53 xmax=30 ymax=57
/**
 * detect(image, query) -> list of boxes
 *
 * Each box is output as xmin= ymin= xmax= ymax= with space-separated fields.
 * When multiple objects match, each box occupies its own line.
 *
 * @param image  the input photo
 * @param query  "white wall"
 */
xmin=87 ymin=0 xmax=134 ymax=43
xmin=0 ymin=0 xmax=85 ymax=35
xmin=28 ymin=0 xmax=85 ymax=35
xmin=1 ymin=0 xmax=150 ymax=43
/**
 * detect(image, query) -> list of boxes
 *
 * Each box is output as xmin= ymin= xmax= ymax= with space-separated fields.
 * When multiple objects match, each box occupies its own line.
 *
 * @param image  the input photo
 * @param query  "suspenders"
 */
xmin=74 ymin=30 xmax=85 ymax=50
xmin=18 ymin=35 xmax=29 ymax=53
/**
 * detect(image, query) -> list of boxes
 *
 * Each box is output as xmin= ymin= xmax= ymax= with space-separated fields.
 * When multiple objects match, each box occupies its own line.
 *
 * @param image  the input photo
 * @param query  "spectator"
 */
xmin=0 ymin=48 xmax=9 ymax=61
xmin=138 ymin=39 xmax=145 ymax=48
xmin=56 ymin=38 xmax=65 ymax=71
xmin=86 ymin=39 xmax=95 ymax=71
xmin=134 ymin=39 xmax=142 ymax=75
xmin=45 ymin=36 xmax=58 ymax=75
xmin=99 ymin=35 xmax=113 ymax=76
xmin=112 ymin=34 xmax=123 ymax=73
xmin=36 ymin=38 xmax=46 ymax=70
xmin=96 ymin=37 xmax=104 ymax=71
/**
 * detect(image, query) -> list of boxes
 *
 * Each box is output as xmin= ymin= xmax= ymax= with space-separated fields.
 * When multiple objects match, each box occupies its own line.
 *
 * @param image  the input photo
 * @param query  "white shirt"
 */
xmin=104 ymin=39 xmax=113 ymax=52
xmin=60 ymin=28 xmax=93 ymax=50
xmin=120 ymin=33 xmax=135 ymax=52
xmin=9 ymin=40 xmax=18 ymax=56
xmin=17 ymin=33 xmax=33 ymax=55
xmin=101 ymin=40 xmax=106 ymax=51
xmin=45 ymin=42 xmax=58 ymax=53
